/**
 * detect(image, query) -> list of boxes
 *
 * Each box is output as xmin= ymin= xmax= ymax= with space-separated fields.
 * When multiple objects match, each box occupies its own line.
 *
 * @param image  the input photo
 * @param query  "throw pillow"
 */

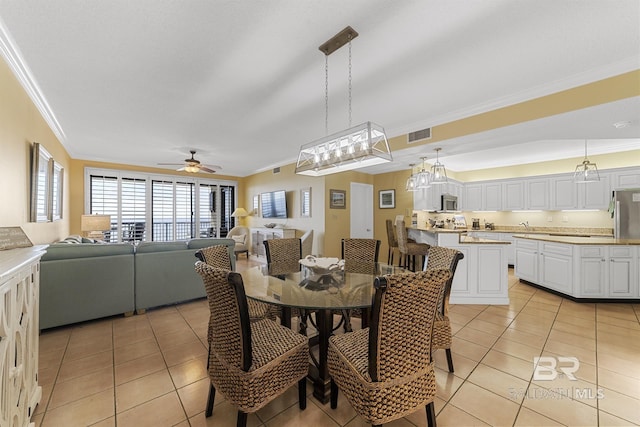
xmin=231 ymin=235 xmax=246 ymax=245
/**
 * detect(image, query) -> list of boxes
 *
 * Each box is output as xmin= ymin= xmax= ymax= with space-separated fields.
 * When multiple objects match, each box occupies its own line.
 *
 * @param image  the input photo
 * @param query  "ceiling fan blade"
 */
xmin=204 ymin=164 xmax=222 ymax=170
xmin=176 ymin=166 xmax=187 ymax=171
xmin=199 ymin=166 xmax=217 ymax=173
xmin=158 ymin=162 xmax=185 ymax=166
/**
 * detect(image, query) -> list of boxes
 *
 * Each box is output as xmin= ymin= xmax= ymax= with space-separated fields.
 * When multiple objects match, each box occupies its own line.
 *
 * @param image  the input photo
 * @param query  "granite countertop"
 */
xmin=409 ymin=225 xmax=613 ymax=237
xmin=459 ymin=236 xmax=509 ymax=244
xmin=512 ymin=234 xmax=640 ymax=246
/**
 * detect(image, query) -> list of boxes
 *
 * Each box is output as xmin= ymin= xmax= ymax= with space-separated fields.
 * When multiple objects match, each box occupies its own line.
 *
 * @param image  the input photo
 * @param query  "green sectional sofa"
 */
xmin=39 ymin=237 xmax=235 ymax=329
xmin=134 ymin=238 xmax=235 ymax=313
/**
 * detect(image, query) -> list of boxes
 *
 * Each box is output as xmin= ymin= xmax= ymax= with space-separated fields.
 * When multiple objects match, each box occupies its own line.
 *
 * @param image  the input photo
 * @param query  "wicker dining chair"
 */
xmin=195 ymin=245 xmax=275 ymax=321
xmin=396 ymin=218 xmax=430 ymax=271
xmin=423 ymin=246 xmax=464 ymax=373
xmin=263 ymin=238 xmax=310 ymax=334
xmin=385 ymin=219 xmax=399 ymax=265
xmin=340 ymin=238 xmax=380 ymax=331
xmin=195 ymin=262 xmax=309 ymax=426
xmin=328 ymin=269 xmax=452 ymax=427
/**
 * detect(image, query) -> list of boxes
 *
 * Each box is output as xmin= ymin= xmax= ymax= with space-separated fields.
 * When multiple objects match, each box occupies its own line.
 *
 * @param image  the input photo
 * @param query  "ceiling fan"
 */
xmin=158 ymin=150 xmax=221 ymax=173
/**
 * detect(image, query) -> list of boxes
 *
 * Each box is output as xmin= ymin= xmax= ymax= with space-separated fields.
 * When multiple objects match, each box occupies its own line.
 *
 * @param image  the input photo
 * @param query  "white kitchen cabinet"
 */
xmin=484 ymin=183 xmax=502 ymax=211
xmin=539 ymin=242 xmax=573 ymax=295
xmin=499 ymin=233 xmax=516 ymax=265
xmin=515 ymin=239 xmax=539 ymax=283
xmin=515 ymin=238 xmax=638 ymax=299
xmin=413 ymin=179 xmax=464 ymax=212
xmin=463 ymin=184 xmax=483 ymax=211
xmin=611 ymin=166 xmax=640 ymax=189
xmin=579 ymin=173 xmax=610 ymax=210
xmin=578 ymin=247 xmax=607 ymax=297
xmin=550 ymin=176 xmax=578 ymax=210
xmin=608 ymin=247 xmax=637 ymax=297
xmin=526 ymin=178 xmax=550 ymax=210
xmin=503 ymin=181 xmax=525 ymax=211
xmin=0 ymin=246 xmax=45 ymax=427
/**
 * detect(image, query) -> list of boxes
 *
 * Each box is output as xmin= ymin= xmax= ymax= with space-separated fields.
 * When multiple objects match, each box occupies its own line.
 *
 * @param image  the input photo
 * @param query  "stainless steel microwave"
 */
xmin=441 ymin=194 xmax=458 ymax=211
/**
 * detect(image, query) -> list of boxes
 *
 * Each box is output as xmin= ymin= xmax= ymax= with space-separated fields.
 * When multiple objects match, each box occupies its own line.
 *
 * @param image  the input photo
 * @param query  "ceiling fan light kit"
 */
xmin=295 ymin=26 xmax=391 ymax=177
xmin=158 ymin=150 xmax=220 ymax=174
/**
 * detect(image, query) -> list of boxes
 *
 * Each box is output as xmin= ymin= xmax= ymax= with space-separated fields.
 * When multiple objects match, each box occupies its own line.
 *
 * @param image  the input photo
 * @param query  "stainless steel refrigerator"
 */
xmin=614 ymin=188 xmax=640 ymax=239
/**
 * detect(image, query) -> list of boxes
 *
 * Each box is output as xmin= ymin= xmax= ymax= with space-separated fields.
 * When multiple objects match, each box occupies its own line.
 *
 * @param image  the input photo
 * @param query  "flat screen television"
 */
xmin=261 ymin=190 xmax=287 ymax=218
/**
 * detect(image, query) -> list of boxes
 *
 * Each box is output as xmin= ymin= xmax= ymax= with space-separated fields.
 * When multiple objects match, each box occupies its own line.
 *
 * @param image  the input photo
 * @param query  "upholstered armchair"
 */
xmin=226 ymin=226 xmax=249 ymax=259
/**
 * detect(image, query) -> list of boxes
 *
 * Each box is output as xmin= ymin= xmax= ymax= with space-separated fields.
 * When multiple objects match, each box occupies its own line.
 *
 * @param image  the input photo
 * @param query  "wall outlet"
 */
xmin=547 ymin=216 xmax=553 ymax=222
xmin=562 ymin=216 xmax=569 ymax=222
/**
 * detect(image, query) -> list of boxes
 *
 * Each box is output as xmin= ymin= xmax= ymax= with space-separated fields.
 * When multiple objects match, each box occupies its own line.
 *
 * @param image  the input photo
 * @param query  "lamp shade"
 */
xmin=295 ymin=121 xmax=392 ymax=176
xmin=81 ymin=214 xmax=111 ymax=232
xmin=231 ymin=208 xmax=249 ymax=217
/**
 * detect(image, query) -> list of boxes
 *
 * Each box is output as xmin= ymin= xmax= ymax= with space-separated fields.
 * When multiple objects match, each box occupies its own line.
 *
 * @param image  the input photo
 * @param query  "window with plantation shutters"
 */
xmin=86 ymin=167 xmax=236 ymax=243
xmin=90 ymin=175 xmax=118 ymax=241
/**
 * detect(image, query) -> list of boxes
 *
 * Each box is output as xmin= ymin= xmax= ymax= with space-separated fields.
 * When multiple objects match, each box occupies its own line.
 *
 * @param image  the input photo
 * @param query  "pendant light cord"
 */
xmin=325 ymin=54 xmax=329 ymax=136
xmin=348 ymin=34 xmax=352 ymax=128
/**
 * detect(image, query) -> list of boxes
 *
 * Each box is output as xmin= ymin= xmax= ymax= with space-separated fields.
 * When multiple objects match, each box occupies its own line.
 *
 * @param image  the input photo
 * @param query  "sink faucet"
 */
xmin=519 ymin=221 xmax=529 ymax=230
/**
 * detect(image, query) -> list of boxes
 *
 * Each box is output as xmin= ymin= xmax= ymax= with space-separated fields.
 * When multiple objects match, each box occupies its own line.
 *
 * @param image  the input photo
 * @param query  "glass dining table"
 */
xmin=239 ymin=261 xmax=407 ymax=403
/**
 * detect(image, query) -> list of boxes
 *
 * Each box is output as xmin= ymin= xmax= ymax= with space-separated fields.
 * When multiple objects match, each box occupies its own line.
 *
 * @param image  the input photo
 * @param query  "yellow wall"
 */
xmin=243 ymin=163 xmax=325 ymax=255
xmin=0 ymin=57 xmax=70 ymax=244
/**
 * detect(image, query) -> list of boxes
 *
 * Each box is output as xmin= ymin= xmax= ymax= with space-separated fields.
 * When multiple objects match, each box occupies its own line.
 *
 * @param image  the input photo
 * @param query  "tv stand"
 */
xmin=250 ymin=227 xmax=296 ymax=257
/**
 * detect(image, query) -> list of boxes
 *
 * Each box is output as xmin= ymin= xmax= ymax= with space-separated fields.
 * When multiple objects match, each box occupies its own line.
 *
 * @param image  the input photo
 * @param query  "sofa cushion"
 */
xmin=135 ymin=241 xmax=189 ymax=253
xmin=42 ymin=243 xmax=134 ymax=261
xmin=187 ymin=238 xmax=235 ymax=250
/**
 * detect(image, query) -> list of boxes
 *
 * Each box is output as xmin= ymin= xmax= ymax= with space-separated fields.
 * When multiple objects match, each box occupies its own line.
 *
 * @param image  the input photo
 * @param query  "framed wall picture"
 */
xmin=300 ymin=187 xmax=311 ymax=217
xmin=379 ymin=189 xmax=395 ymax=209
xmin=329 ymin=189 xmax=346 ymax=209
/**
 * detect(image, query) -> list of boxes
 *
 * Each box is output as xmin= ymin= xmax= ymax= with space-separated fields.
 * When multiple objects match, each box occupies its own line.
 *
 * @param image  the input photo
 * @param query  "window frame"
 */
xmin=84 ymin=167 xmax=237 ymax=242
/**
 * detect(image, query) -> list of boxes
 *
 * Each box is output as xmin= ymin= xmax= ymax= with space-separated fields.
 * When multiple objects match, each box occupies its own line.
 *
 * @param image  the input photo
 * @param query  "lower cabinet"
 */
xmin=578 ymin=246 xmax=637 ymax=298
xmin=250 ymin=227 xmax=296 ymax=256
xmin=0 ymin=247 xmax=45 ymax=427
xmin=514 ymin=239 xmax=639 ymax=299
xmin=449 ymin=244 xmax=509 ymax=305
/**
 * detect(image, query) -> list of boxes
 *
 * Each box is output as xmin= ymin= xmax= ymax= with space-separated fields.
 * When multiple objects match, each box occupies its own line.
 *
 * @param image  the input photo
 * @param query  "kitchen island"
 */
xmin=514 ymin=234 xmax=640 ymax=301
xmin=408 ymin=227 xmax=510 ymax=305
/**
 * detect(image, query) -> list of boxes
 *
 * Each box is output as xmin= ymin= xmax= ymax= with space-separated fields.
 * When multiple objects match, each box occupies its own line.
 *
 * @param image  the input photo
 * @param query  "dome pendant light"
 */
xmin=574 ymin=140 xmax=600 ymax=183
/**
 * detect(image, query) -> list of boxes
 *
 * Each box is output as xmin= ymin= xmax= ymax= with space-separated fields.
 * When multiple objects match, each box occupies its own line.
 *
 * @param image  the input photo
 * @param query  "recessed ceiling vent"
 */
xmin=407 ymin=127 xmax=432 ymax=144
xmin=273 ymin=167 xmax=281 ymax=174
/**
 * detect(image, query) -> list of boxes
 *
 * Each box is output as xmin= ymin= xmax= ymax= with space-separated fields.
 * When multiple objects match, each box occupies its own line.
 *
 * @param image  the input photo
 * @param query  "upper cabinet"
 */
xmin=611 ymin=168 xmax=640 ymax=189
xmin=414 ymin=179 xmax=464 ymax=211
xmin=413 ymin=166 xmax=638 ymax=212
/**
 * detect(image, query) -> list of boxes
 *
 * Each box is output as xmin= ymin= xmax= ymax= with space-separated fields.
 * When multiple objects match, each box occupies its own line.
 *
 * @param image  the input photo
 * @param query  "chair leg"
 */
xmin=205 ymin=382 xmax=215 ymax=417
xmin=426 ymin=401 xmax=437 ymax=427
xmin=330 ymin=378 xmax=338 ymax=409
xmin=236 ymin=411 xmax=248 ymax=427
xmin=387 ymin=247 xmax=392 ymax=264
xmin=445 ymin=348 xmax=455 ymax=373
xmin=298 ymin=377 xmax=307 ymax=410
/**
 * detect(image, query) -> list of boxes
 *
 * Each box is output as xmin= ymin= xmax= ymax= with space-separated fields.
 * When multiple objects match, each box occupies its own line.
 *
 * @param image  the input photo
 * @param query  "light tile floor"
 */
xmin=33 ymin=259 xmax=640 ymax=426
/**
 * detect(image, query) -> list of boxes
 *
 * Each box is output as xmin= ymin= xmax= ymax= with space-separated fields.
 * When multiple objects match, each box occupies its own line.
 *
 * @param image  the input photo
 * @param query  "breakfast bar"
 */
xmin=408 ymin=227 xmax=510 ymax=305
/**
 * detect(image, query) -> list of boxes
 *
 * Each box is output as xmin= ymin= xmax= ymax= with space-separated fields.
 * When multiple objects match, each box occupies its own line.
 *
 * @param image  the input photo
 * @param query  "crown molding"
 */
xmin=0 ymin=17 xmax=66 ymax=143
xmin=389 ymin=56 xmax=640 ymax=139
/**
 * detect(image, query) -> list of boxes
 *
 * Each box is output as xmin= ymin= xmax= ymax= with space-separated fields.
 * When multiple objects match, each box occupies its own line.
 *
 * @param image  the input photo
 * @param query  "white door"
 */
xmin=350 ymin=182 xmax=373 ymax=238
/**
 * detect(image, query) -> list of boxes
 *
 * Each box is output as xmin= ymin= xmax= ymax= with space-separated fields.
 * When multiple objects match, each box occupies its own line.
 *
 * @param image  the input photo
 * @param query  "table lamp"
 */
xmin=81 ymin=214 xmax=111 ymax=239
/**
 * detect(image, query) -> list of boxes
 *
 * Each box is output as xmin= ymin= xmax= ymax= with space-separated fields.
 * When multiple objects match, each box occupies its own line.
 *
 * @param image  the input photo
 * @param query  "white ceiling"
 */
xmin=0 ymin=1 xmax=639 ymax=177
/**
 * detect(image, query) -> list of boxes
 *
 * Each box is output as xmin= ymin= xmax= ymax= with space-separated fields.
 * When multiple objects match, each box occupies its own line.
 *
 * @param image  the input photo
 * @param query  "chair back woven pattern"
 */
xmin=385 ymin=219 xmax=398 ymax=248
xmin=342 ymin=238 xmax=380 ymax=274
xmin=195 ymin=262 xmax=246 ymax=369
xmin=370 ymin=269 xmax=451 ymax=382
xmin=395 ymin=219 xmax=430 ymax=259
xmin=327 ymin=269 xmax=452 ymax=425
xmin=264 ymin=238 xmax=301 ymax=275
xmin=198 ymin=245 xmax=233 ymax=269
xmin=195 ymin=262 xmax=309 ymax=413
xmin=425 ymin=246 xmax=464 ymax=350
